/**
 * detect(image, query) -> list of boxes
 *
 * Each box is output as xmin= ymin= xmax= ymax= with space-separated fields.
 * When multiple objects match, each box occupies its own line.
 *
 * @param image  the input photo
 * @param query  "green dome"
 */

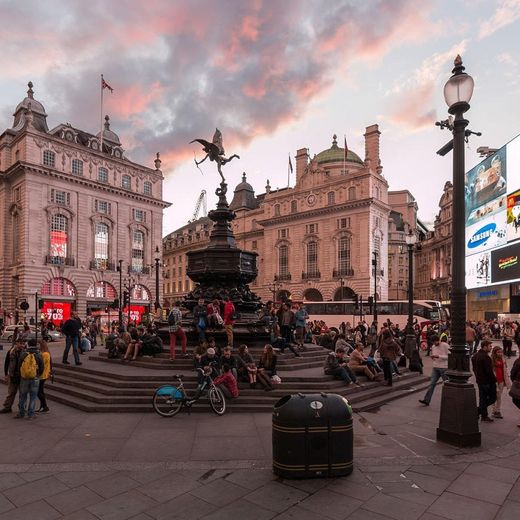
xmin=315 ymin=134 xmax=363 ymax=165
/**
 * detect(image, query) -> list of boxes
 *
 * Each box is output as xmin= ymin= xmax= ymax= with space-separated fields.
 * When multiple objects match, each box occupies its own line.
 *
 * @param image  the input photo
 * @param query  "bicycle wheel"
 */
xmin=209 ymin=385 xmax=226 ymax=415
xmin=152 ymin=386 xmax=183 ymax=417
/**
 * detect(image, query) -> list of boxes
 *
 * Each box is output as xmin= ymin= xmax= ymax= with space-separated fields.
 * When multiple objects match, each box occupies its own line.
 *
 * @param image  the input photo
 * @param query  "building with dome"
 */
xmin=0 ymin=82 xmax=170 ymax=325
xmin=163 ymin=124 xmax=419 ymax=306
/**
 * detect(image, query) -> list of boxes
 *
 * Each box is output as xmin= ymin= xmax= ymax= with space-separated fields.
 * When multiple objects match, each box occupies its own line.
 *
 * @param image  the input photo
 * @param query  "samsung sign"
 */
xmin=467 ymin=223 xmax=496 ymax=249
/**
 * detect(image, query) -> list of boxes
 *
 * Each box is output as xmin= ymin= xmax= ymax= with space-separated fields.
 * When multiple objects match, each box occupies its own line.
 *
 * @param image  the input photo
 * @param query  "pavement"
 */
xmin=0 ymin=341 xmax=519 ymax=519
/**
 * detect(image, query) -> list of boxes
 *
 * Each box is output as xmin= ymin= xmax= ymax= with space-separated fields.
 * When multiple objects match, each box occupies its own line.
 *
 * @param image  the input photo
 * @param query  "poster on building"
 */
xmin=466 ymin=251 xmax=491 ymax=289
xmin=465 ymin=146 xmax=507 ymax=220
xmin=505 ymin=132 xmax=520 ymax=191
xmin=491 ymin=242 xmax=520 ymax=284
xmin=506 ymin=190 xmax=520 ymax=242
xmin=41 ymin=301 xmax=71 ymax=326
xmin=465 ymin=213 xmax=507 ymax=256
xmin=467 ymin=195 xmax=506 ymax=227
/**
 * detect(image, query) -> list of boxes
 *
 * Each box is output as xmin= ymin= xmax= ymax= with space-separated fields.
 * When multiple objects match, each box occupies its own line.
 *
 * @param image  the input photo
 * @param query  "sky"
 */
xmin=1 ymin=0 xmax=520 ymax=234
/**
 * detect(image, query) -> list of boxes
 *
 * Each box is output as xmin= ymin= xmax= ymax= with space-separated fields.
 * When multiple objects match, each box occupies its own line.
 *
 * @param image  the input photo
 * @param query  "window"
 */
xmin=338 ymin=217 xmax=350 ymax=229
xmin=94 ymin=222 xmax=109 ymax=263
xmin=51 ymin=189 xmax=70 ymax=205
xmin=122 ymin=174 xmax=131 ymax=190
xmin=15 ymin=150 xmax=19 ymax=161
xmin=86 ymin=281 xmax=116 ymax=299
xmin=348 ymin=186 xmax=356 ymax=200
xmin=306 ymin=223 xmax=318 ymax=234
xmin=131 ymin=230 xmax=144 ymax=272
xmin=252 ymin=240 xmax=257 ymax=250
xmin=328 ymin=191 xmax=335 ymax=205
xmin=290 ymin=200 xmax=297 ymax=213
xmin=13 ymin=187 xmax=21 ymax=202
xmin=71 ymin=159 xmax=83 ymax=175
xmin=143 ymin=181 xmax=152 ymax=195
xmin=41 ymin=277 xmax=76 ymax=297
xmin=278 ymin=228 xmax=288 ymax=239
xmin=279 ymin=244 xmax=289 ymax=276
xmin=338 ymin=236 xmax=351 ymax=273
xmin=95 ymin=200 xmax=111 ymax=214
xmin=98 ymin=167 xmax=109 ymax=183
xmin=274 ymin=204 xmax=280 ymax=216
xmin=307 ymin=241 xmax=318 ymax=274
xmin=43 ymin=150 xmax=55 ymax=167
xmin=133 ymin=209 xmax=145 ymax=222
xmin=50 ymin=214 xmax=68 ymax=259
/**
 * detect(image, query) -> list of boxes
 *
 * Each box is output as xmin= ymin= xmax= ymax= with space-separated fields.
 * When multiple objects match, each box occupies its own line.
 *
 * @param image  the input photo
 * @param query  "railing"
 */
xmin=128 ymin=266 xmax=151 ymax=275
xmin=274 ymin=273 xmax=291 ymax=281
xmin=90 ymin=259 xmax=116 ymax=271
xmin=333 ymin=268 xmax=354 ymax=277
xmin=45 ymin=255 xmax=75 ymax=266
xmin=302 ymin=270 xmax=321 ymax=280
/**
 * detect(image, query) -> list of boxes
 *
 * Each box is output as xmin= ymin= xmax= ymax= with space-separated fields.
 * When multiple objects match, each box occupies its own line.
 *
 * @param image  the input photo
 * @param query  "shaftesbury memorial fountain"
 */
xmin=183 ymin=129 xmax=265 ymax=335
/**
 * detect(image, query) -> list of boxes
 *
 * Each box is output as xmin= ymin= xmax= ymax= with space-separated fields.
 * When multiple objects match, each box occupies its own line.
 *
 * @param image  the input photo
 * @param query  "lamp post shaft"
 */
xmin=155 ymin=257 xmax=160 ymax=312
xmin=118 ymin=260 xmax=123 ymax=327
xmin=373 ymin=252 xmax=378 ymax=323
xmin=404 ymin=244 xmax=416 ymax=358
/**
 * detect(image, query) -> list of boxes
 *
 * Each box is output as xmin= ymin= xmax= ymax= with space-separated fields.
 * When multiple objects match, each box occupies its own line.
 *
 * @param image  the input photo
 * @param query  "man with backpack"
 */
xmin=168 ymin=301 xmax=187 ymax=359
xmin=15 ymin=339 xmax=43 ymax=419
xmin=0 ymin=338 xmax=26 ymax=414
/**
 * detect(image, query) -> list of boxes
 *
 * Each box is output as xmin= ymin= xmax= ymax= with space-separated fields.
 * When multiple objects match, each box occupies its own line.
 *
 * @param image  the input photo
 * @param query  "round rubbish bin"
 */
xmin=272 ymin=393 xmax=353 ymax=478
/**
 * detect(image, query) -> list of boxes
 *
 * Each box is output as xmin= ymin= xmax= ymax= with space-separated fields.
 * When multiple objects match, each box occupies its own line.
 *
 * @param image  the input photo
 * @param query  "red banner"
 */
xmin=41 ymin=301 xmax=71 ymax=326
xmin=123 ymin=305 xmax=146 ymax=324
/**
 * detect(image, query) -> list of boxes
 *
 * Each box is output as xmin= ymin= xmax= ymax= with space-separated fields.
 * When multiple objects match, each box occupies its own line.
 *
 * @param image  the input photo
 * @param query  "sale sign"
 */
xmin=123 ymin=305 xmax=146 ymax=324
xmin=41 ymin=301 xmax=71 ymax=325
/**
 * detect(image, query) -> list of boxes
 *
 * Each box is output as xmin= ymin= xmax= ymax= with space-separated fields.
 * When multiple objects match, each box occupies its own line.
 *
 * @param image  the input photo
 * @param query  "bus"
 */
xmin=303 ymin=300 xmax=448 ymax=331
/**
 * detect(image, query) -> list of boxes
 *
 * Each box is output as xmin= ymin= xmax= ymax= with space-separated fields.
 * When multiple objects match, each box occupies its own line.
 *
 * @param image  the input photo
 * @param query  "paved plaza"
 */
xmin=1 ymin=344 xmax=520 ymax=519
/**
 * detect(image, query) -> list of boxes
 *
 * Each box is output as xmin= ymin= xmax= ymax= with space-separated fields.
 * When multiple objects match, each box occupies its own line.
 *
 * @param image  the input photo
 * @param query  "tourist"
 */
xmin=223 ymin=297 xmax=236 ymax=347
xmin=193 ymin=341 xmax=207 ymax=369
xmin=123 ymin=326 xmax=145 ymax=361
xmin=207 ymin=299 xmax=223 ymax=328
xmin=334 ymin=333 xmax=354 ymax=355
xmin=324 ymin=348 xmax=360 ymax=386
xmin=378 ymin=329 xmax=401 ymax=387
xmin=509 ymin=357 xmax=520 ymax=428
xmin=279 ymin=303 xmax=295 ymax=345
xmin=220 ymin=347 xmax=238 ymax=379
xmin=502 ymin=321 xmax=515 ymax=358
xmin=294 ymin=303 xmax=309 ymax=349
xmin=466 ymin=321 xmax=477 ymax=355
xmin=198 ymin=347 xmax=221 ymax=381
xmin=1 ymin=338 xmax=26 ymax=414
xmin=258 ymin=344 xmax=277 ymax=391
xmin=213 ymin=364 xmax=239 ymax=399
xmin=491 ymin=346 xmax=511 ymax=419
xmin=37 ymin=340 xmax=52 ymax=413
xmin=419 ymin=334 xmax=449 ymax=406
xmin=61 ymin=312 xmax=82 ymax=366
xmin=472 ymin=340 xmax=497 ymax=422
xmin=168 ymin=301 xmax=187 ymax=360
xmin=15 ymin=339 xmax=44 ymax=419
xmin=367 ymin=321 xmax=378 ymax=357
xmin=193 ymin=298 xmax=208 ymax=343
xmin=271 ymin=323 xmax=300 ymax=357
xmin=349 ymin=343 xmax=377 ymax=381
xmin=236 ymin=344 xmax=258 ymax=388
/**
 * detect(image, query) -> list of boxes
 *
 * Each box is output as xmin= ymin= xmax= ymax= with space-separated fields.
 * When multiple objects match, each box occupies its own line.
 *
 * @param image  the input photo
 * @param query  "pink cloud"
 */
xmin=387 ymin=84 xmax=437 ymax=132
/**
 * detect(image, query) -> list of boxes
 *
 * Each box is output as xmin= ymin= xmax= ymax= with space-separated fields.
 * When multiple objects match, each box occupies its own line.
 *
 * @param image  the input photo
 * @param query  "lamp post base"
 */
xmin=437 ymin=381 xmax=481 ymax=448
xmin=404 ymin=333 xmax=416 ymax=360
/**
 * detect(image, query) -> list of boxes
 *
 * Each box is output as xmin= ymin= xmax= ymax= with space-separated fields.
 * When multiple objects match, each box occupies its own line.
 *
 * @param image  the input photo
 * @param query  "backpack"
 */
xmin=20 ymin=352 xmax=37 ymax=379
xmin=168 ymin=308 xmax=181 ymax=329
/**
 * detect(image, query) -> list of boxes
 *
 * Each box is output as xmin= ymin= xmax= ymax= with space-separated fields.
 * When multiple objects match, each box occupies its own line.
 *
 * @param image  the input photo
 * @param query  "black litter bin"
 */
xmin=272 ymin=393 xmax=353 ymax=478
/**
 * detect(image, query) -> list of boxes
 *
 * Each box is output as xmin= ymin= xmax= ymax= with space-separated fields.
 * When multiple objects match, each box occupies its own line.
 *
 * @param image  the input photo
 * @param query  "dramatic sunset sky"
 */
xmin=1 ymin=0 xmax=520 ymax=234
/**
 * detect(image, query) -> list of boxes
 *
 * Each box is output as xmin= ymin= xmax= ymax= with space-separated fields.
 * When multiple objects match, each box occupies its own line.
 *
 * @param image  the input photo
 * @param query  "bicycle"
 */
xmin=152 ymin=368 xmax=226 ymax=417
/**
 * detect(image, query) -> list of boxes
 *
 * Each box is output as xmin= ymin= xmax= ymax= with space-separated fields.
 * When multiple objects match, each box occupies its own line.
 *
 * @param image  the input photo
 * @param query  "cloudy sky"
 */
xmin=1 ymin=0 xmax=520 ymax=234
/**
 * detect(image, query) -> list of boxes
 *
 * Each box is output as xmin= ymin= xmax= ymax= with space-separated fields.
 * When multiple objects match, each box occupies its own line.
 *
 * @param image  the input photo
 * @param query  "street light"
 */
xmin=117 ymin=260 xmax=123 ymax=328
xmin=372 ymin=251 xmax=378 ymax=323
xmin=404 ymin=230 xmax=417 ymax=359
xmin=437 ymin=55 xmax=480 ymax=447
xmin=154 ymin=245 xmax=161 ymax=312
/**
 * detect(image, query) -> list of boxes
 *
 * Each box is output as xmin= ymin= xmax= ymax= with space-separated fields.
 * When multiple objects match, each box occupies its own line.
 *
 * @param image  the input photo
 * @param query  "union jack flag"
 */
xmin=101 ymin=76 xmax=113 ymax=92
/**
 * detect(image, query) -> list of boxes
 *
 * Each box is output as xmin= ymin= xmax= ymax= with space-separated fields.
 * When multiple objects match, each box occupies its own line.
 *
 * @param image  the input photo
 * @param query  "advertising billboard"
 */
xmin=466 ymin=133 xmax=520 ymax=288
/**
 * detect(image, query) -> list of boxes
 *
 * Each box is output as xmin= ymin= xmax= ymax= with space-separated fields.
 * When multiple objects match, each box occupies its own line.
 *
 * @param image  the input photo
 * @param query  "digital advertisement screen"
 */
xmin=466 ymin=134 xmax=520 ymax=288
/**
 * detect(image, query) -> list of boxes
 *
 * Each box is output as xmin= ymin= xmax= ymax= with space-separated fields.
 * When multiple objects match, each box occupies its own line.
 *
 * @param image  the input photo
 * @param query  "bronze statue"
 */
xmin=191 ymin=128 xmax=239 ymax=183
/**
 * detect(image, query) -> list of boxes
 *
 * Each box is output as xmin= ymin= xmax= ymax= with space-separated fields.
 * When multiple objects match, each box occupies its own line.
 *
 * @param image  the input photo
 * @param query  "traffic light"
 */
xmin=113 ymin=298 xmax=120 ymax=309
xmin=367 ymin=296 xmax=374 ymax=314
xmin=353 ymin=294 xmax=359 ymax=310
xmin=122 ymin=291 xmax=129 ymax=307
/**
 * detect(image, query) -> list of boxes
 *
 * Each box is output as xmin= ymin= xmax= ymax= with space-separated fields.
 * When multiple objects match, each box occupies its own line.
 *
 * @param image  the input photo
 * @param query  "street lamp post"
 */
xmin=118 ymin=260 xmax=123 ymax=327
xmin=154 ymin=246 xmax=161 ymax=312
xmin=404 ymin=230 xmax=417 ymax=359
xmin=269 ymin=280 xmax=282 ymax=302
xmin=437 ymin=56 xmax=480 ymax=447
xmin=372 ymin=251 xmax=378 ymax=323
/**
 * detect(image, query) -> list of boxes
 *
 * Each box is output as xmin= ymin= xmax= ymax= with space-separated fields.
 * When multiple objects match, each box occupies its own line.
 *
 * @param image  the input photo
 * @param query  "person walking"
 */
xmin=37 ymin=340 xmax=52 ymax=413
xmin=419 ymin=334 xmax=449 ymax=406
xmin=472 ymin=339 xmax=497 ymax=422
xmin=193 ymin=298 xmax=208 ymax=344
xmin=61 ymin=312 xmax=82 ymax=365
xmin=294 ymin=303 xmax=309 ymax=349
xmin=15 ymin=339 xmax=44 ymax=419
xmin=491 ymin=346 xmax=511 ymax=419
xmin=509 ymin=357 xmax=520 ymax=428
xmin=0 ymin=338 xmax=26 ymax=414
xmin=223 ymin=297 xmax=235 ymax=347
xmin=379 ymin=329 xmax=400 ymax=387
xmin=502 ymin=321 xmax=514 ymax=358
xmin=466 ymin=322 xmax=476 ymax=355
xmin=168 ymin=301 xmax=187 ymax=360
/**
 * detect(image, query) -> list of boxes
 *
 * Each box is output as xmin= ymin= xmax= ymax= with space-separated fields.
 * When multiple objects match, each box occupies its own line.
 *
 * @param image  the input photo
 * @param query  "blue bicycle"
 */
xmin=152 ymin=368 xmax=226 ymax=417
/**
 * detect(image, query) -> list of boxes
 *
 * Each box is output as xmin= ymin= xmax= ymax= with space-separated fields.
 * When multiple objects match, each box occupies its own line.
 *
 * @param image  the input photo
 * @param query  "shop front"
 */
xmin=40 ymin=277 xmax=77 ymax=327
xmin=467 ymin=284 xmax=510 ymax=321
xmin=86 ymin=281 xmax=118 ymax=326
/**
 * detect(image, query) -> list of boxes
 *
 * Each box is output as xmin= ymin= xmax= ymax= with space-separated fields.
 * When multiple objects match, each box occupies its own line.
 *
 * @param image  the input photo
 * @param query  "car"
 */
xmin=0 ymin=326 xmax=51 ymax=343
xmin=46 ymin=330 xmax=64 ymax=342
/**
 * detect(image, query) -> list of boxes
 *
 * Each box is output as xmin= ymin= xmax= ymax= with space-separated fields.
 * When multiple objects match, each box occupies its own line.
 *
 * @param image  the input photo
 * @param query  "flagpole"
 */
xmin=287 ymin=154 xmax=290 ymax=187
xmin=100 ymin=74 xmax=104 ymax=154
xmin=343 ymin=134 xmax=346 ymax=175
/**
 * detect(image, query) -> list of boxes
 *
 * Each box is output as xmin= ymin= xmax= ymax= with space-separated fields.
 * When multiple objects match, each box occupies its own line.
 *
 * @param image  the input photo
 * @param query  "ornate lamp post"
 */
xmin=372 ymin=251 xmax=378 ymax=323
xmin=117 ymin=259 xmax=123 ymax=327
xmin=404 ymin=230 xmax=417 ymax=359
xmin=437 ymin=56 xmax=480 ymax=447
xmin=154 ymin=246 xmax=161 ymax=312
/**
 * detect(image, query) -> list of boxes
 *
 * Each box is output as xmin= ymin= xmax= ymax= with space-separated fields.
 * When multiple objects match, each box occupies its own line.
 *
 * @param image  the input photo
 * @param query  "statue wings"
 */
xmin=190 ymin=128 xmax=225 ymax=158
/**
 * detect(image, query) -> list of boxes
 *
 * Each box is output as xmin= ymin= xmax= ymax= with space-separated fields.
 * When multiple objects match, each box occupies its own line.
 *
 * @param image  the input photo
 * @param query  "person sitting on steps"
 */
xmin=257 ymin=344 xmax=276 ymax=392
xmin=349 ymin=342 xmax=377 ymax=381
xmin=324 ymin=347 xmax=361 ymax=387
xmin=236 ymin=344 xmax=258 ymax=388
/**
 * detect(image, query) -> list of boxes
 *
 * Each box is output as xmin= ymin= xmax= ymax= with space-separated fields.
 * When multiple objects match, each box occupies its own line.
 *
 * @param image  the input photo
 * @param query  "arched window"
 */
xmin=50 ymin=214 xmax=68 ymax=261
xmin=274 ymin=204 xmax=280 ymax=216
xmin=290 ymin=200 xmax=297 ymax=213
xmin=43 ymin=150 xmax=55 ymax=167
xmin=122 ymin=174 xmax=131 ymax=190
xmin=307 ymin=241 xmax=318 ymax=276
xmin=338 ymin=236 xmax=351 ymax=275
xmin=143 ymin=181 xmax=152 ymax=195
xmin=328 ymin=191 xmax=335 ymax=205
xmin=279 ymin=244 xmax=289 ymax=277
xmin=348 ymin=186 xmax=356 ymax=200
xmin=131 ymin=230 xmax=144 ymax=272
xmin=131 ymin=284 xmax=151 ymax=301
xmin=94 ymin=222 xmax=109 ymax=268
xmin=71 ymin=159 xmax=83 ymax=175
xmin=303 ymin=288 xmax=323 ymax=302
xmin=86 ymin=281 xmax=117 ymax=299
xmin=98 ymin=167 xmax=109 ymax=183
xmin=41 ymin=277 xmax=76 ymax=297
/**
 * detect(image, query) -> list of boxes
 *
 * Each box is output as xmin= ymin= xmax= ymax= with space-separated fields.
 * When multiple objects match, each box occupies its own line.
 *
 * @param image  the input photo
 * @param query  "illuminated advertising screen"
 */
xmin=466 ymin=133 xmax=520 ymax=288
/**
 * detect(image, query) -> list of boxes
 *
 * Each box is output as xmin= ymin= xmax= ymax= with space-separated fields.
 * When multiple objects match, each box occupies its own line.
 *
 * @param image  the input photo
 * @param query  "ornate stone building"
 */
xmin=0 ymin=83 xmax=169 ymax=324
xmin=163 ymin=126 xmax=418 ymax=306
xmin=415 ymin=181 xmax=453 ymax=302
